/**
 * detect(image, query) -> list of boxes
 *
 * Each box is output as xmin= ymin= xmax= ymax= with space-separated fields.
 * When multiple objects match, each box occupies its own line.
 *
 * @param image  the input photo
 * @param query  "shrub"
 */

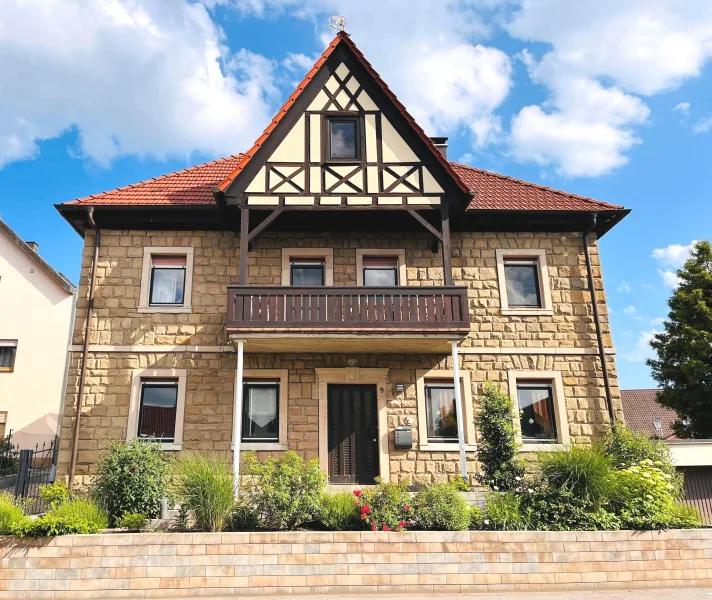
xmin=468 ymin=505 xmax=485 ymax=530
xmin=354 ymin=479 xmax=412 ymax=532
xmin=484 ymin=492 xmax=528 ymax=531
xmin=0 ymin=492 xmax=27 ymax=535
xmin=13 ymin=498 xmax=108 ymax=537
xmin=92 ymin=439 xmax=170 ymax=526
xmin=318 ymin=493 xmax=360 ymax=531
xmin=171 ymin=453 xmax=235 ymax=532
xmin=475 ymin=382 xmax=525 ymax=491
xmin=414 ymin=483 xmax=470 ymax=531
xmin=40 ymin=481 xmax=71 ymax=509
xmin=450 ymin=475 xmax=470 ymax=491
xmin=117 ymin=512 xmax=148 ymax=531
xmin=602 ymin=425 xmax=676 ymax=475
xmin=539 ymin=446 xmax=613 ymax=506
xmin=226 ymin=503 xmax=259 ymax=531
xmin=243 ymin=451 xmax=325 ymax=530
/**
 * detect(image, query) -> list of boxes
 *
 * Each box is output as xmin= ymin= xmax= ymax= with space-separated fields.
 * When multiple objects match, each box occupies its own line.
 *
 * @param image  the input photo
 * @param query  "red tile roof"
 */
xmin=451 ymin=163 xmax=623 ymax=212
xmin=620 ymin=389 xmax=678 ymax=440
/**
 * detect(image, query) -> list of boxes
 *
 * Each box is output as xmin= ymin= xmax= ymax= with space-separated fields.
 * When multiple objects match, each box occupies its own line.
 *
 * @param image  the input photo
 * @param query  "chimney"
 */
xmin=26 ymin=241 xmax=39 ymax=253
xmin=430 ymin=136 xmax=448 ymax=159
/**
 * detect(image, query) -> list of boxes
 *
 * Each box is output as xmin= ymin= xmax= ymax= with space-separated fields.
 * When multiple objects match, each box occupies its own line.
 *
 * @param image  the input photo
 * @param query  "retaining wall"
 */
xmin=1 ymin=529 xmax=711 ymax=598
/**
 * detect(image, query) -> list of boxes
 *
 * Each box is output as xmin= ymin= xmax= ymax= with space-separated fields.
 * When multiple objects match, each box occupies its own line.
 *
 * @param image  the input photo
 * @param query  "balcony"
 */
xmin=226 ymin=286 xmax=471 ymax=353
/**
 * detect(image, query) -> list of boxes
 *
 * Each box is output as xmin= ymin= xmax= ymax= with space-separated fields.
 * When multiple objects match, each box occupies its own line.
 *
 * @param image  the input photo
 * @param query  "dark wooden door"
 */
xmin=328 ymin=384 xmax=379 ymax=484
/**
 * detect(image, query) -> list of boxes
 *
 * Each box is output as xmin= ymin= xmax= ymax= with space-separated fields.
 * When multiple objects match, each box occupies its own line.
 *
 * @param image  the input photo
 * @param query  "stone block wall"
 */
xmin=0 ymin=529 xmax=709 ymax=598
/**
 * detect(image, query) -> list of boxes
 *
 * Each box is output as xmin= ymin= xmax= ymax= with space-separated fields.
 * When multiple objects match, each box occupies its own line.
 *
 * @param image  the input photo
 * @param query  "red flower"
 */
xmin=398 ymin=521 xmax=405 ymax=528
xmin=371 ymin=524 xmax=377 ymax=531
xmin=404 ymin=505 xmax=410 ymax=511
xmin=361 ymin=513 xmax=368 ymax=519
xmin=382 ymin=524 xmax=389 ymax=531
xmin=353 ymin=490 xmax=362 ymax=498
xmin=360 ymin=505 xmax=370 ymax=514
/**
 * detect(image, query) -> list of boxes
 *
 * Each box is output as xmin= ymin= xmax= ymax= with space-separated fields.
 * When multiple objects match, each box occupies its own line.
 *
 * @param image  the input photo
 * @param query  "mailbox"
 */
xmin=394 ymin=426 xmax=413 ymax=449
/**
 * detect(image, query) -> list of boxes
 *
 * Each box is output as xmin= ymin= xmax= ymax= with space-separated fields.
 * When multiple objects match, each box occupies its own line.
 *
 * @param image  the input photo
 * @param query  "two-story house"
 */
xmin=56 ymin=32 xmax=629 ymax=488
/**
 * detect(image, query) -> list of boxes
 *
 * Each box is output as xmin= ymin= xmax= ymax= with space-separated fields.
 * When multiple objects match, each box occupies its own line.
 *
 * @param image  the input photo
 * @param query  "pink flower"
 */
xmin=398 ymin=521 xmax=405 ymax=528
xmin=404 ymin=505 xmax=410 ymax=511
xmin=353 ymin=490 xmax=362 ymax=498
xmin=382 ymin=524 xmax=389 ymax=531
xmin=407 ymin=520 xmax=414 ymax=526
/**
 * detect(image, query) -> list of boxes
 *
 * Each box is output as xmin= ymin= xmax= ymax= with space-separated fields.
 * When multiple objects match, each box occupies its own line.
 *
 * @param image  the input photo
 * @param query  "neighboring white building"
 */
xmin=0 ymin=219 xmax=76 ymax=449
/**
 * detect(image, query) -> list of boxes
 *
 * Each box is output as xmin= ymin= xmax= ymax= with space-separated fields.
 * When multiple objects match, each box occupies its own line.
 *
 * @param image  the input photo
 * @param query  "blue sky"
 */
xmin=1 ymin=1 xmax=711 ymax=389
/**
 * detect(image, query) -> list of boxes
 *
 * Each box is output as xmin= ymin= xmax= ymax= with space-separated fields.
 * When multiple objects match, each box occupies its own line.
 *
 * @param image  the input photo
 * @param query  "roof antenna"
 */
xmin=329 ymin=16 xmax=347 ymax=33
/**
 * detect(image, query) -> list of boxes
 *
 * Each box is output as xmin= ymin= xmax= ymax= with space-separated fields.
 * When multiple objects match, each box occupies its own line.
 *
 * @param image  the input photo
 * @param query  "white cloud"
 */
xmin=617 ymin=280 xmax=632 ymax=293
xmin=673 ymin=102 xmax=691 ymax=115
xmin=693 ymin=116 xmax=712 ymax=133
xmin=622 ymin=329 xmax=660 ymax=363
xmin=652 ymin=241 xmax=697 ymax=268
xmin=623 ymin=305 xmax=637 ymax=315
xmin=658 ymin=269 xmax=681 ymax=289
xmin=0 ymin=0 xmax=279 ymax=168
xmin=650 ymin=317 xmax=666 ymax=327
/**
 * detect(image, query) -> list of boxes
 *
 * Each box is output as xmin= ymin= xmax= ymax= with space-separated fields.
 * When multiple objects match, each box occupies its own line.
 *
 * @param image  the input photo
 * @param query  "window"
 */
xmin=362 ymin=256 xmax=398 ymax=286
xmin=0 ymin=412 xmax=6 ymax=439
xmin=425 ymin=383 xmax=458 ymax=442
xmin=149 ymin=256 xmax=186 ymax=306
xmin=507 ymin=370 xmax=570 ymax=449
xmin=138 ymin=381 xmax=178 ymax=443
xmin=415 ymin=369 xmax=475 ymax=452
xmin=0 ymin=341 xmax=17 ymax=373
xmin=495 ymin=249 xmax=553 ymax=316
xmin=128 ymin=368 xmax=187 ymax=450
xmin=242 ymin=382 xmax=279 ymax=442
xmin=139 ymin=247 xmax=194 ymax=313
xmin=516 ymin=382 xmax=557 ymax=443
xmin=327 ymin=117 xmax=359 ymax=160
xmin=290 ymin=258 xmax=325 ymax=286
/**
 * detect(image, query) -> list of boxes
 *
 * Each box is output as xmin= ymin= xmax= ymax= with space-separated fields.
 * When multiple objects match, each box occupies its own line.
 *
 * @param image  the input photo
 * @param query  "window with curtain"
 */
xmin=290 ymin=258 xmax=325 ymax=286
xmin=503 ymin=259 xmax=541 ymax=308
xmin=149 ymin=255 xmax=186 ymax=305
xmin=327 ymin=117 xmax=359 ymax=160
xmin=516 ymin=382 xmax=557 ymax=443
xmin=242 ymin=382 xmax=279 ymax=442
xmin=362 ymin=256 xmax=398 ymax=286
xmin=425 ymin=383 xmax=458 ymax=442
xmin=137 ymin=381 xmax=178 ymax=442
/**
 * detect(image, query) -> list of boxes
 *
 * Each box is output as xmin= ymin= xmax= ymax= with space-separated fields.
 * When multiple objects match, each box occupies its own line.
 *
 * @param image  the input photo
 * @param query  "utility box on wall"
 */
xmin=394 ymin=426 xmax=413 ymax=449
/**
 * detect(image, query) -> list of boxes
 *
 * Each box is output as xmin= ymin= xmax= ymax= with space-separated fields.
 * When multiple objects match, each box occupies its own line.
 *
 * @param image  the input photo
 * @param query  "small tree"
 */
xmin=475 ymin=382 xmax=525 ymax=491
xmin=648 ymin=240 xmax=712 ymax=438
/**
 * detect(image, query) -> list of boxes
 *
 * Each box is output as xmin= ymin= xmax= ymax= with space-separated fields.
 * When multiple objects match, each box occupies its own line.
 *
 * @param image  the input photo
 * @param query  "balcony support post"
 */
xmin=441 ymin=206 xmax=453 ymax=286
xmin=239 ymin=207 xmax=249 ymax=285
xmin=450 ymin=340 xmax=468 ymax=481
xmin=232 ymin=339 xmax=246 ymax=499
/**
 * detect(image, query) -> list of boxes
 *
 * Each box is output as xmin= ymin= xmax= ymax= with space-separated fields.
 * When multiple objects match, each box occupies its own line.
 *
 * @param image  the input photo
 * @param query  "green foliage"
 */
xmin=12 ymin=498 xmax=108 ymax=537
xmin=171 ymin=452 xmax=235 ymax=532
xmin=484 ymin=493 xmax=528 ymax=531
xmin=602 ymin=424 xmax=676 ymax=475
xmin=450 ymin=475 xmax=470 ymax=491
xmin=539 ymin=446 xmax=613 ymax=505
xmin=414 ymin=483 xmax=470 ymax=531
xmin=648 ymin=240 xmax=712 ymax=438
xmin=317 ymin=493 xmax=361 ymax=531
xmin=40 ymin=481 xmax=71 ymax=509
xmin=116 ymin=512 xmax=148 ymax=531
xmin=226 ymin=502 xmax=259 ymax=531
xmin=92 ymin=439 xmax=170 ymax=526
xmin=242 ymin=451 xmax=325 ymax=530
xmin=355 ymin=479 xmax=412 ymax=531
xmin=475 ymin=382 xmax=525 ymax=491
xmin=0 ymin=492 xmax=27 ymax=535
xmin=468 ymin=505 xmax=485 ymax=530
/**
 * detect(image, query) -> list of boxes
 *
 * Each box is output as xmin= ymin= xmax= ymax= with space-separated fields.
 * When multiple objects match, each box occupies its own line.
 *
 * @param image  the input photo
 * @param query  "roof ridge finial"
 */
xmin=329 ymin=15 xmax=347 ymax=34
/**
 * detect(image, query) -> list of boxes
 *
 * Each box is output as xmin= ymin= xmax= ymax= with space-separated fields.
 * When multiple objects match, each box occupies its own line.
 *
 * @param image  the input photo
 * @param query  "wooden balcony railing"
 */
xmin=226 ymin=286 xmax=470 ymax=333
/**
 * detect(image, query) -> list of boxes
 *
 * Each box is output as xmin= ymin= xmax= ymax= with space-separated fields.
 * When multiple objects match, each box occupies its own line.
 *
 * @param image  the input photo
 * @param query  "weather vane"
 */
xmin=329 ymin=16 xmax=347 ymax=33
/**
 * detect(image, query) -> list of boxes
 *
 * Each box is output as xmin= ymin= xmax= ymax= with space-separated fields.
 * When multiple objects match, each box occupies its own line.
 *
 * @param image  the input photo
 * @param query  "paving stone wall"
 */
xmin=0 ymin=529 xmax=709 ymax=598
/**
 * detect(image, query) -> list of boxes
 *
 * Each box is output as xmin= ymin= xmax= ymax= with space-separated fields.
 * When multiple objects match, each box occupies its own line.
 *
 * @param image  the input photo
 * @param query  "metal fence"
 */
xmin=0 ymin=432 xmax=58 ymax=514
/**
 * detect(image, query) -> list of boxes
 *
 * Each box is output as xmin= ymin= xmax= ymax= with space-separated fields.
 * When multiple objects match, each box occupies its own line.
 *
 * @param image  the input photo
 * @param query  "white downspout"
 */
xmin=450 ymin=340 xmax=468 ymax=480
xmin=232 ymin=339 xmax=245 ymax=499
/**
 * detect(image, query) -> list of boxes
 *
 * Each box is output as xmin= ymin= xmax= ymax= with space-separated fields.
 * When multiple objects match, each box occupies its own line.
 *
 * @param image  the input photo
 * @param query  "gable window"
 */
xmin=138 ymin=247 xmax=194 ymax=313
xmin=242 ymin=382 xmax=279 ymax=443
xmin=290 ymin=258 xmax=325 ymax=286
xmin=362 ymin=256 xmax=398 ymax=286
xmin=0 ymin=341 xmax=17 ymax=373
xmin=138 ymin=381 xmax=178 ymax=443
xmin=149 ymin=256 xmax=186 ymax=306
xmin=327 ymin=117 xmax=359 ymax=160
xmin=425 ymin=383 xmax=458 ymax=442
xmin=495 ymin=249 xmax=553 ymax=316
xmin=516 ymin=382 xmax=557 ymax=443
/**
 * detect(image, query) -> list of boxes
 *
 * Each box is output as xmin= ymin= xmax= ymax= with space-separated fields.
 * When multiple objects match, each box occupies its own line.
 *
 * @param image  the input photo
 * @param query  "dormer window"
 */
xmin=327 ymin=116 xmax=359 ymax=160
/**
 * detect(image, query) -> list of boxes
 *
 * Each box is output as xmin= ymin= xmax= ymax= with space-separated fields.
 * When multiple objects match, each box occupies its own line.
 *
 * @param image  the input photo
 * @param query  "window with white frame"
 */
xmin=242 ymin=381 xmax=279 ymax=443
xmin=281 ymin=249 xmax=334 ymax=286
xmin=424 ymin=382 xmax=459 ymax=442
xmin=355 ymin=249 xmax=406 ymax=287
xmin=495 ymin=249 xmax=553 ymax=315
xmin=138 ymin=247 xmax=194 ymax=313
xmin=0 ymin=340 xmax=17 ymax=372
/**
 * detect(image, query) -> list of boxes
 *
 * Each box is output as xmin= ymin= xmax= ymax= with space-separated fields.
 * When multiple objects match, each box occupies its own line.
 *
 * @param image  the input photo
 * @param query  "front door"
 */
xmin=327 ymin=384 xmax=379 ymax=484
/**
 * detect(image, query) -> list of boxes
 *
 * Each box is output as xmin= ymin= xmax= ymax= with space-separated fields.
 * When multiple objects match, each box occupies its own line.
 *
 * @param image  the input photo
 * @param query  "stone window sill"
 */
xmin=501 ymin=308 xmax=554 ymax=317
xmin=519 ymin=443 xmax=567 ymax=452
xmin=232 ymin=442 xmax=288 ymax=452
xmin=419 ymin=443 xmax=476 ymax=453
xmin=160 ymin=443 xmax=182 ymax=451
xmin=137 ymin=306 xmax=193 ymax=314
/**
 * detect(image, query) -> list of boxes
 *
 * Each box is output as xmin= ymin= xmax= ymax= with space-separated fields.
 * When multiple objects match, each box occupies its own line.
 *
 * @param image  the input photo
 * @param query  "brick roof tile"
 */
xmin=620 ymin=389 xmax=678 ymax=440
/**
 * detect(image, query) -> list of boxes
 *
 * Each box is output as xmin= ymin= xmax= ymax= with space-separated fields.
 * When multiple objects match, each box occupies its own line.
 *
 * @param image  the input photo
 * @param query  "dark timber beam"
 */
xmin=440 ymin=206 xmax=453 ymax=286
xmin=239 ymin=206 xmax=249 ymax=285
xmin=407 ymin=209 xmax=442 ymax=241
xmin=247 ymin=208 xmax=284 ymax=243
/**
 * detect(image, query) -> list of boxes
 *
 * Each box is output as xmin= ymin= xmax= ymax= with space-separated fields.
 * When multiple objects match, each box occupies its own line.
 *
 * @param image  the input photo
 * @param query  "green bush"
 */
xmin=602 ymin=425 xmax=676 ymax=474
xmin=116 ymin=512 xmax=148 ymax=531
xmin=414 ymin=483 xmax=470 ymax=531
xmin=475 ymin=382 xmax=525 ymax=491
xmin=539 ymin=446 xmax=613 ymax=506
xmin=171 ymin=453 xmax=235 ymax=532
xmin=226 ymin=503 xmax=259 ymax=531
xmin=450 ymin=476 xmax=470 ymax=491
xmin=0 ymin=492 xmax=28 ymax=535
xmin=13 ymin=498 xmax=108 ymax=537
xmin=355 ymin=479 xmax=412 ymax=531
xmin=92 ymin=440 xmax=170 ymax=526
xmin=243 ymin=451 xmax=325 ymax=530
xmin=468 ymin=505 xmax=485 ymax=530
xmin=484 ymin=493 xmax=528 ymax=531
xmin=40 ymin=481 xmax=71 ymax=509
xmin=318 ymin=493 xmax=360 ymax=531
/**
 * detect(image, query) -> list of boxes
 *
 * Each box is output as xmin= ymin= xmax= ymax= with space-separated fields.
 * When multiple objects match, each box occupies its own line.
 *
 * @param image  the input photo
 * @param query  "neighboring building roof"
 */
xmin=621 ymin=389 xmax=677 ymax=440
xmin=0 ymin=219 xmax=76 ymax=294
